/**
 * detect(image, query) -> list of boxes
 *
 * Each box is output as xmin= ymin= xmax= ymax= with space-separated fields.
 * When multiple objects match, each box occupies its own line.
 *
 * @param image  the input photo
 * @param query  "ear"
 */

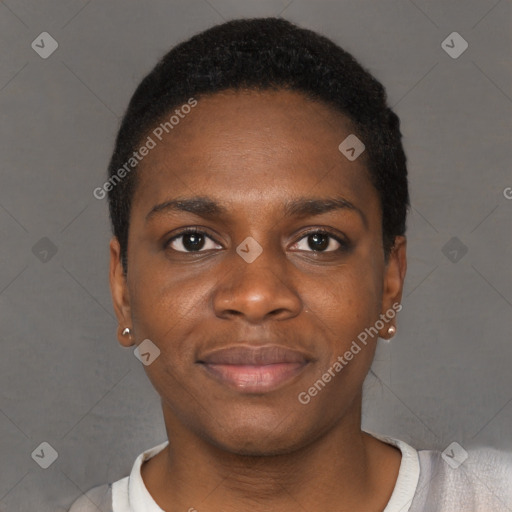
xmin=109 ymin=237 xmax=134 ymax=347
xmin=379 ymin=236 xmax=407 ymax=339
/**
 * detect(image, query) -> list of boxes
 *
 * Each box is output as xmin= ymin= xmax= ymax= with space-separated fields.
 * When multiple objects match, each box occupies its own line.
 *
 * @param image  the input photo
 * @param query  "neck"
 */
xmin=141 ymin=396 xmax=401 ymax=512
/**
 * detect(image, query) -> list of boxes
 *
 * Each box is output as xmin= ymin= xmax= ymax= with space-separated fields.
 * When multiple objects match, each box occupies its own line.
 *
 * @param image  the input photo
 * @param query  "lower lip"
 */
xmin=200 ymin=362 xmax=307 ymax=392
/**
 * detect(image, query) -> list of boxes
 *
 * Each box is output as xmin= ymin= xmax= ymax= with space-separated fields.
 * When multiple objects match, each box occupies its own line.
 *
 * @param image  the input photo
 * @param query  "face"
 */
xmin=110 ymin=89 xmax=406 ymax=456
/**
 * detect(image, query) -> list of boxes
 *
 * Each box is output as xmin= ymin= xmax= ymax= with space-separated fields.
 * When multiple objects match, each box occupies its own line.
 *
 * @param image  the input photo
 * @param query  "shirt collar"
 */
xmin=119 ymin=432 xmax=420 ymax=512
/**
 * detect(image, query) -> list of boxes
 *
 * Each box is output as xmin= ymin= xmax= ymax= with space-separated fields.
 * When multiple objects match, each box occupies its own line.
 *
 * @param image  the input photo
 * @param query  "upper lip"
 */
xmin=198 ymin=345 xmax=310 ymax=365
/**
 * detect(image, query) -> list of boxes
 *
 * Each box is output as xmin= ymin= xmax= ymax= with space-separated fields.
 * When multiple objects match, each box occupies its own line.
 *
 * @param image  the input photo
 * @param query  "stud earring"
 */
xmin=387 ymin=325 xmax=396 ymax=338
xmin=122 ymin=327 xmax=131 ymax=336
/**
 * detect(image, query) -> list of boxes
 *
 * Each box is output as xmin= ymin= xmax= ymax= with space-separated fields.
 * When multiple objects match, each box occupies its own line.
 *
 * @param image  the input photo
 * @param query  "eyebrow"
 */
xmin=146 ymin=195 xmax=367 ymax=227
xmin=146 ymin=197 xmax=228 ymax=222
xmin=284 ymin=197 xmax=367 ymax=227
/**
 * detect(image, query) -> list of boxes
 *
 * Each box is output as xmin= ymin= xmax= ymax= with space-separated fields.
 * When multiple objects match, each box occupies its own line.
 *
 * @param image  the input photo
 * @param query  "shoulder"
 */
xmin=410 ymin=446 xmax=512 ymax=511
xmin=68 ymin=483 xmax=113 ymax=512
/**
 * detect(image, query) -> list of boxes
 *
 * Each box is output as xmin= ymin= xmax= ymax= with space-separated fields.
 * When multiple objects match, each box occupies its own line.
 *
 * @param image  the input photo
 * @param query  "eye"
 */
xmin=166 ymin=228 xmax=222 ymax=253
xmin=291 ymin=230 xmax=347 ymax=253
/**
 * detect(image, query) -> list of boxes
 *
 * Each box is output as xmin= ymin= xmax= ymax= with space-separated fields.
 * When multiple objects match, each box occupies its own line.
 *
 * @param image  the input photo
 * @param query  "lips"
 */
xmin=197 ymin=345 xmax=311 ymax=392
xmin=200 ymin=346 xmax=308 ymax=365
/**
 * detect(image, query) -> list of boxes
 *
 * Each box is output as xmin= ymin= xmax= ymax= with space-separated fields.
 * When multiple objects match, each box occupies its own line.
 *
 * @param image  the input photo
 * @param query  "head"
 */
xmin=108 ymin=18 xmax=409 ymax=455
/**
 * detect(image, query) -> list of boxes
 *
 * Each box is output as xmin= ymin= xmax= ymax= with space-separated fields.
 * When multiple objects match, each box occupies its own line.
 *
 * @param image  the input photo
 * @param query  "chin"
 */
xmin=202 ymin=413 xmax=311 ymax=457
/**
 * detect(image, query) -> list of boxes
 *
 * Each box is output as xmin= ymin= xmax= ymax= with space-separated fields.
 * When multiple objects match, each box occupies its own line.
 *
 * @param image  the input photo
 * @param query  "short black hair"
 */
xmin=107 ymin=17 xmax=409 ymax=273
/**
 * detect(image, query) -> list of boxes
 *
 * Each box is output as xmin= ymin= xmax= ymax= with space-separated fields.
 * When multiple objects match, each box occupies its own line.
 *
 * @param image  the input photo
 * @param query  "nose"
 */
xmin=212 ymin=245 xmax=302 ymax=324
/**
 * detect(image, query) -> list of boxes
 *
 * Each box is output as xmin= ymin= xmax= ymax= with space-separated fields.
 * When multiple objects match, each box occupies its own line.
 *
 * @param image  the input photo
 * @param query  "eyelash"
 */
xmin=165 ymin=227 xmax=350 ymax=254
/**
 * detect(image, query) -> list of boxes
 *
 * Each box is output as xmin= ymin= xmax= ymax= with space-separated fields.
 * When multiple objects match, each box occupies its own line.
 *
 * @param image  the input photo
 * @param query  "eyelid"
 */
xmin=289 ymin=227 xmax=349 ymax=252
xmin=293 ymin=227 xmax=348 ymax=244
xmin=165 ymin=227 xmax=222 ymax=252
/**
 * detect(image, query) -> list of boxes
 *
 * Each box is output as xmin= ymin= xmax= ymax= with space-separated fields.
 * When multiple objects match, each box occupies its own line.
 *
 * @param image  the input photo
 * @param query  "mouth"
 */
xmin=197 ymin=345 xmax=311 ymax=393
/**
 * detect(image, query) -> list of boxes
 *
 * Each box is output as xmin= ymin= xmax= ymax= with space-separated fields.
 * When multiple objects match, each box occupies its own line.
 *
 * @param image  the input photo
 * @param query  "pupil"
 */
xmin=309 ymin=233 xmax=329 ymax=251
xmin=183 ymin=233 xmax=204 ymax=251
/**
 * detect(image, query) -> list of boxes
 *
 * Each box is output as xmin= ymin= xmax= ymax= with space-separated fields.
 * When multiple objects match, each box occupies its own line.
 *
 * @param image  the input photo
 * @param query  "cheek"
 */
xmin=301 ymin=257 xmax=383 ymax=373
xmin=127 ymin=270 xmax=206 ymax=399
xmin=307 ymin=263 xmax=382 ymax=327
xmin=130 ymin=261 xmax=206 ymax=319
xmin=127 ymin=265 xmax=208 ymax=370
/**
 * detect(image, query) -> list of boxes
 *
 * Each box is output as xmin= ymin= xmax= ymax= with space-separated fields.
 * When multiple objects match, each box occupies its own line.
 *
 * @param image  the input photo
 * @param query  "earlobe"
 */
xmin=109 ymin=237 xmax=134 ymax=347
xmin=117 ymin=325 xmax=134 ymax=347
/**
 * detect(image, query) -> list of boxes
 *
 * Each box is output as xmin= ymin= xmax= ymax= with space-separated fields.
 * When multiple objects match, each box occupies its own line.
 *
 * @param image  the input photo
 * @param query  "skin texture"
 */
xmin=110 ymin=89 xmax=407 ymax=512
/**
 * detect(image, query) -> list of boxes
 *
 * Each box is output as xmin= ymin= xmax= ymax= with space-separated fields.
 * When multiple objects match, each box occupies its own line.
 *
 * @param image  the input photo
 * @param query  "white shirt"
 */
xmin=68 ymin=431 xmax=512 ymax=511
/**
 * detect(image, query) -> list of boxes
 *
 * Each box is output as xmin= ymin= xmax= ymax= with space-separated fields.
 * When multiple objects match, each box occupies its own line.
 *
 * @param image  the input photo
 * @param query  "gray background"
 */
xmin=0 ymin=0 xmax=511 ymax=510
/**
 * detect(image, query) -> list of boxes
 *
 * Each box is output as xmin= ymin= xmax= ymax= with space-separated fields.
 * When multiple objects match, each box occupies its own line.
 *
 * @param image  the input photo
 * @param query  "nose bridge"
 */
xmin=212 ymin=239 xmax=301 ymax=322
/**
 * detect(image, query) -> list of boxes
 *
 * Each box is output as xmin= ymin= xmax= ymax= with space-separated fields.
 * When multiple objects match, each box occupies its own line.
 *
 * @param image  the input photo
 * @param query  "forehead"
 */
xmin=131 ymin=89 xmax=377 ymax=220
